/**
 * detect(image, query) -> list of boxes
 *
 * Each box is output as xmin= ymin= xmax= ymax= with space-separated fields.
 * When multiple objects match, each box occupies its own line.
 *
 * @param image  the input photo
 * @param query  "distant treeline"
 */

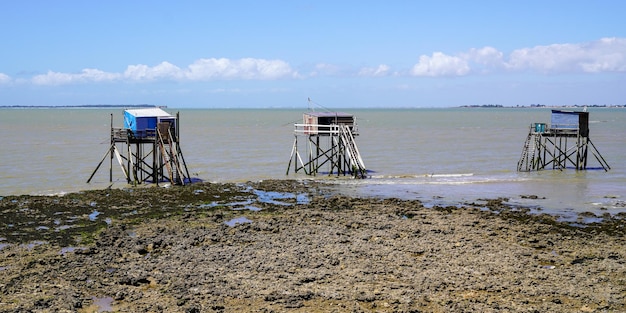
xmin=461 ymin=104 xmax=625 ymax=108
xmin=0 ymin=104 xmax=161 ymax=108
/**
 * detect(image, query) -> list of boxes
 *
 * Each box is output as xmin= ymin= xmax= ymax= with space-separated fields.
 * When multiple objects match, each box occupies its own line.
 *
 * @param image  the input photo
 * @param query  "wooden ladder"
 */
xmin=517 ymin=126 xmax=535 ymax=172
xmin=339 ymin=125 xmax=367 ymax=178
xmin=157 ymin=127 xmax=175 ymax=184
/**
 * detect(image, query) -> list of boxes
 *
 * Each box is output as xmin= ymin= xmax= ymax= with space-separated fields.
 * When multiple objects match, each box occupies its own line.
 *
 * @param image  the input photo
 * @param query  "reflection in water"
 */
xmin=225 ymin=217 xmax=253 ymax=227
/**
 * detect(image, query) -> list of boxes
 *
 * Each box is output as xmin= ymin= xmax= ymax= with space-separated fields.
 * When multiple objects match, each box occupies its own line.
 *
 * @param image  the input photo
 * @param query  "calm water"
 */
xmin=1 ymin=107 xmax=624 ymax=218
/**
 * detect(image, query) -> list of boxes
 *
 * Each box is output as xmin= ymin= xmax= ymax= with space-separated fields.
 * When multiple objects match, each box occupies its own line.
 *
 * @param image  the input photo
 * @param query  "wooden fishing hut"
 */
xmin=286 ymin=111 xmax=367 ymax=178
xmin=87 ymin=108 xmax=192 ymax=185
xmin=517 ymin=109 xmax=610 ymax=171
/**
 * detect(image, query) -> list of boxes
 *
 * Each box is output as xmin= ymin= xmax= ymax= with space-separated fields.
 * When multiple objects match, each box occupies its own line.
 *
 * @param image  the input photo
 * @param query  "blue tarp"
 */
xmin=123 ymin=108 xmax=175 ymax=137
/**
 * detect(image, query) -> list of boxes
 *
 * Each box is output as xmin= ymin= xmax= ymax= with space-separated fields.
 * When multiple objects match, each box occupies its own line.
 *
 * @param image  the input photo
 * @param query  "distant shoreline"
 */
xmin=0 ymin=104 xmax=161 ymax=109
xmin=460 ymin=104 xmax=625 ymax=108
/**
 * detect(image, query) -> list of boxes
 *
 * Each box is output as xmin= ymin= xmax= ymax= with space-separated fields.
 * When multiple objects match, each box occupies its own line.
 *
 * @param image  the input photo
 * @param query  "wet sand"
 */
xmin=1 ymin=180 xmax=625 ymax=312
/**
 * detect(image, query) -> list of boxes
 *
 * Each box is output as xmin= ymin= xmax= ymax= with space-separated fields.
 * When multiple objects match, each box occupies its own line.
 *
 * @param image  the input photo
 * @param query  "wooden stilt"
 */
xmin=87 ymin=143 xmax=114 ymax=183
xmin=109 ymin=114 xmax=114 ymax=183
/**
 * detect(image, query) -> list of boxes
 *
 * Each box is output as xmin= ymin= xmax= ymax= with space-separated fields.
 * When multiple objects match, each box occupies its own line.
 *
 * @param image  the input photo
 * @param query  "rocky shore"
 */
xmin=1 ymin=180 xmax=625 ymax=312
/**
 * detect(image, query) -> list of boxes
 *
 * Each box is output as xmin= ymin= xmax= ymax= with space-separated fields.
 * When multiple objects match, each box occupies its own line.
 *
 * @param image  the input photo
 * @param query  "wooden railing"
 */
xmin=293 ymin=123 xmax=358 ymax=136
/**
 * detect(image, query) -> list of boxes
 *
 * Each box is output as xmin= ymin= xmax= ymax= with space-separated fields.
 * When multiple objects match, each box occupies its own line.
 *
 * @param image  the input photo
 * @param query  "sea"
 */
xmin=1 ymin=107 xmax=624 ymax=221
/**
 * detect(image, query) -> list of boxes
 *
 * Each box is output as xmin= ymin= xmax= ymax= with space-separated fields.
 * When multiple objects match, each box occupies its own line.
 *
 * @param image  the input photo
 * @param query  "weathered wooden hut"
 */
xmin=301 ymin=111 xmax=356 ymax=135
xmin=287 ymin=110 xmax=366 ymax=178
xmin=549 ymin=109 xmax=589 ymax=136
xmin=517 ymin=109 xmax=609 ymax=171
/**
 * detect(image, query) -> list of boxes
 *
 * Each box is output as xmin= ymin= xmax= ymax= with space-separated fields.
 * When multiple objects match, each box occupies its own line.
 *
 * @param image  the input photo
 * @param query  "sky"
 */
xmin=1 ymin=1 xmax=625 ymax=108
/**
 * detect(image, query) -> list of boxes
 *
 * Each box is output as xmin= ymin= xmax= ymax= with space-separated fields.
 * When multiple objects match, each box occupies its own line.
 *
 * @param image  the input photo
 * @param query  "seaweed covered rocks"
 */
xmin=1 ymin=180 xmax=625 ymax=312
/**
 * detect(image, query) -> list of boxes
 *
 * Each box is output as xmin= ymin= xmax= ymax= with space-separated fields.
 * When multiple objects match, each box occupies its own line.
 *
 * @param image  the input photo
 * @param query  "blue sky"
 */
xmin=1 ymin=1 xmax=625 ymax=108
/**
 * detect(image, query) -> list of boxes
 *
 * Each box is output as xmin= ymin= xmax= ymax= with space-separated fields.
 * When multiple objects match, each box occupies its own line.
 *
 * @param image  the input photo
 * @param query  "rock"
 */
xmin=0 ymin=180 xmax=625 ymax=312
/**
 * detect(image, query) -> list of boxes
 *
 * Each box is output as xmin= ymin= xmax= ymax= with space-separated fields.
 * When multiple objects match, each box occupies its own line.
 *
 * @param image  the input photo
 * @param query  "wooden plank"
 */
xmin=113 ymin=146 xmax=129 ymax=181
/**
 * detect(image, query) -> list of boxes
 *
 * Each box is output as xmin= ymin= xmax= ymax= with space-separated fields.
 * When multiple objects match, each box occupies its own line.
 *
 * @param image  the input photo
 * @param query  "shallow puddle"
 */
xmin=253 ymin=190 xmax=309 ymax=205
xmin=91 ymin=296 xmax=114 ymax=312
xmin=55 ymin=225 xmax=73 ymax=231
xmin=243 ymin=205 xmax=262 ymax=211
xmin=88 ymin=210 xmax=101 ymax=221
xmin=579 ymin=216 xmax=605 ymax=224
xmin=225 ymin=217 xmax=253 ymax=227
xmin=199 ymin=199 xmax=253 ymax=209
xmin=20 ymin=240 xmax=47 ymax=250
xmin=60 ymin=246 xmax=86 ymax=255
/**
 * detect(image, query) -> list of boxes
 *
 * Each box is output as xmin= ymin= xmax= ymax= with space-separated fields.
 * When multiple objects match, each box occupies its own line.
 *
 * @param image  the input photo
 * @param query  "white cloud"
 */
xmin=32 ymin=69 xmax=120 ymax=85
xmin=0 ymin=73 xmax=11 ymax=84
xmin=185 ymin=58 xmax=297 ymax=80
xmin=504 ymin=37 xmax=626 ymax=73
xmin=30 ymin=58 xmax=298 ymax=85
xmin=124 ymin=61 xmax=183 ymax=81
xmin=411 ymin=52 xmax=470 ymax=77
xmin=311 ymin=63 xmax=344 ymax=77
xmin=21 ymin=38 xmax=626 ymax=86
xmin=410 ymin=37 xmax=626 ymax=77
xmin=463 ymin=46 xmax=504 ymax=67
xmin=358 ymin=64 xmax=391 ymax=77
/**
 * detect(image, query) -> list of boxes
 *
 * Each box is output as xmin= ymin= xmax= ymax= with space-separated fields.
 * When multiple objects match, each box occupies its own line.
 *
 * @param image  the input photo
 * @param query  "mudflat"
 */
xmin=1 ymin=180 xmax=625 ymax=312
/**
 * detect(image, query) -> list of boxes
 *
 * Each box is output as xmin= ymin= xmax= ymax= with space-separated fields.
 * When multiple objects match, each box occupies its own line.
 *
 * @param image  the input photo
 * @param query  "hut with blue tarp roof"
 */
xmin=88 ymin=107 xmax=192 ymax=186
xmin=123 ymin=108 xmax=176 ymax=139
